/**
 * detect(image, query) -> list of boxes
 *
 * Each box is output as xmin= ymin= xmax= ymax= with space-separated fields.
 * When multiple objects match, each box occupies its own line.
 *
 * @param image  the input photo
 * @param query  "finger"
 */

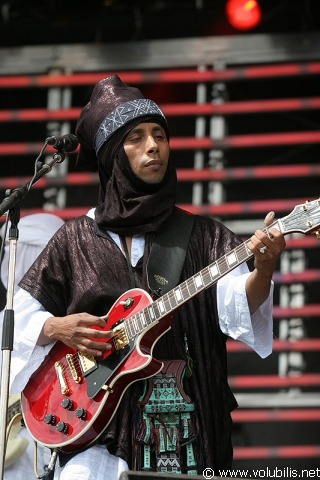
xmin=254 ymin=228 xmax=280 ymax=249
xmin=268 ymin=227 xmax=283 ymax=241
xmin=97 ymin=317 xmax=107 ymax=328
xmin=77 ymin=344 xmax=109 ymax=357
xmin=248 ymin=232 xmax=270 ymax=255
xmin=87 ymin=328 xmax=114 ymax=339
xmin=264 ymin=211 xmax=275 ymax=227
xmin=253 ymin=229 xmax=269 ymax=245
xmin=80 ymin=337 xmax=113 ymax=356
xmin=78 ymin=314 xmax=107 ymax=328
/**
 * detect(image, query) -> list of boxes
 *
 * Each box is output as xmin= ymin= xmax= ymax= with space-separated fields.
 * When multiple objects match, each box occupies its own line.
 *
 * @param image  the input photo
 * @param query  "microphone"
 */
xmin=46 ymin=134 xmax=79 ymax=152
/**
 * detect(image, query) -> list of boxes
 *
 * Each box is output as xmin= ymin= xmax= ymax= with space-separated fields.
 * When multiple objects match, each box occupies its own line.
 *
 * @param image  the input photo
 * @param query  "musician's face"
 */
xmin=123 ymin=122 xmax=170 ymax=184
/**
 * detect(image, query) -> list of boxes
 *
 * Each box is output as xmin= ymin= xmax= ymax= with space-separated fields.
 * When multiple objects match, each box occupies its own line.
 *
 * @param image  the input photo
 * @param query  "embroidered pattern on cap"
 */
xmin=95 ymin=99 xmax=165 ymax=153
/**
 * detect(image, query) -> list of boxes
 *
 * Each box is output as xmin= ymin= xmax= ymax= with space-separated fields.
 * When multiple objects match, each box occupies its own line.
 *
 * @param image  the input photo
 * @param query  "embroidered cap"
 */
xmin=75 ymin=74 xmax=168 ymax=171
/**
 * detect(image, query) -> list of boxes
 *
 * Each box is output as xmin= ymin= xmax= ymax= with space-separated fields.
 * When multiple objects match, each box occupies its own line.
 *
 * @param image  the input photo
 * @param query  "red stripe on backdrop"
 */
xmin=273 ymin=305 xmax=320 ymax=317
xmin=179 ymin=198 xmax=315 ymax=215
xmin=1 ymin=97 xmax=320 ymax=121
xmin=162 ymin=97 xmax=320 ymax=115
xmin=170 ymin=131 xmax=320 ymax=149
xmin=0 ymin=168 xmax=320 ymax=188
xmin=0 ymin=164 xmax=319 ymax=187
xmin=273 ymin=270 xmax=320 ymax=283
xmin=1 ymin=131 xmax=320 ymax=156
xmin=232 ymin=409 xmax=320 ymax=422
xmin=177 ymin=165 xmax=320 ymax=181
xmin=228 ymin=374 xmax=320 ymax=388
xmin=1 ymin=62 xmax=320 ymax=88
xmin=234 ymin=445 xmax=320 ymax=459
xmin=227 ymin=338 xmax=320 ymax=352
xmin=5 ymin=198 xmax=316 ymax=219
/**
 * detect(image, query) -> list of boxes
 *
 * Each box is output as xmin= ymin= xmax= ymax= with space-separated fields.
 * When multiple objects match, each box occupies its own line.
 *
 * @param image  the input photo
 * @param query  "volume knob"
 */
xmin=44 ymin=414 xmax=56 ymax=425
xmin=75 ymin=407 xmax=87 ymax=420
xmin=56 ymin=421 xmax=68 ymax=433
xmin=61 ymin=398 xmax=73 ymax=410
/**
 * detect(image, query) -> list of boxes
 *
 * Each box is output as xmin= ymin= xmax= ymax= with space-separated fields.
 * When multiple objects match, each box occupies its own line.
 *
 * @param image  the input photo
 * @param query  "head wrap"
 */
xmin=0 ymin=213 xmax=64 ymax=292
xmin=75 ymin=74 xmax=177 ymax=235
xmin=76 ymin=74 xmax=169 ymax=174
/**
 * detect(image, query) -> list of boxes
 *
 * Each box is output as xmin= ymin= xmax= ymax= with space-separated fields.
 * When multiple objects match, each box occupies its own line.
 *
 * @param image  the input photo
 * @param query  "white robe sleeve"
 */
xmin=10 ymin=288 xmax=56 ymax=393
xmin=217 ymin=264 xmax=274 ymax=359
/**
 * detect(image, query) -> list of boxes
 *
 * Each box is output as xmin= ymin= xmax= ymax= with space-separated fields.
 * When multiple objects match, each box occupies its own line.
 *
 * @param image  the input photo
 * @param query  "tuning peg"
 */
xmin=312 ymin=230 xmax=320 ymax=239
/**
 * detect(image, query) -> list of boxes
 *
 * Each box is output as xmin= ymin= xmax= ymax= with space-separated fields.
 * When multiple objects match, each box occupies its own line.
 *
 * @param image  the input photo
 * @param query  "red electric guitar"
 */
xmin=21 ymin=199 xmax=320 ymax=453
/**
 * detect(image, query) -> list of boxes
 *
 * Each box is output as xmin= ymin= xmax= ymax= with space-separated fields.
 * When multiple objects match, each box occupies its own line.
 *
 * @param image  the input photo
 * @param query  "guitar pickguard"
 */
xmin=85 ymin=342 xmax=133 ymax=398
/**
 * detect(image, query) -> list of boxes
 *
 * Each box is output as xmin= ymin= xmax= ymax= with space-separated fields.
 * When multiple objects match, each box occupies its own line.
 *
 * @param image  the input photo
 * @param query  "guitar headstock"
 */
xmin=280 ymin=198 xmax=320 ymax=236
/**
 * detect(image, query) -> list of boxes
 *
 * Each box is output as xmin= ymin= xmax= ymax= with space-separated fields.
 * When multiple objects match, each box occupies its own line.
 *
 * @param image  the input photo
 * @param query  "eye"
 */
xmin=126 ymin=135 xmax=141 ymax=143
xmin=155 ymin=133 xmax=165 ymax=140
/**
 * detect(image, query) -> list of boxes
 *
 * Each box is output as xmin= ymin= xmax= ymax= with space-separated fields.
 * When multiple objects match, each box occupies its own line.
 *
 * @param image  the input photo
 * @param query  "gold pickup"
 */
xmin=112 ymin=322 xmax=129 ymax=350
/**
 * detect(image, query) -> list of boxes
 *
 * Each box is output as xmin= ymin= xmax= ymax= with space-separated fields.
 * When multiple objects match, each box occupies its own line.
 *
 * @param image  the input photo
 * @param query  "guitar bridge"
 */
xmin=55 ymin=361 xmax=70 ymax=395
xmin=112 ymin=322 xmax=129 ymax=350
xmin=66 ymin=354 xmax=82 ymax=383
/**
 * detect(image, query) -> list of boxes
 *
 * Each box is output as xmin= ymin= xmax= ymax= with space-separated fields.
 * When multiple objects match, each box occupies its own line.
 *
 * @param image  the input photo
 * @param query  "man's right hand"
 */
xmin=39 ymin=313 xmax=113 ymax=357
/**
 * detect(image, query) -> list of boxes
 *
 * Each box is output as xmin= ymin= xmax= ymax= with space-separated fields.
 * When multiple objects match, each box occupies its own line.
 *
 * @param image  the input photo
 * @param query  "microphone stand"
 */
xmin=0 ymin=149 xmax=66 ymax=480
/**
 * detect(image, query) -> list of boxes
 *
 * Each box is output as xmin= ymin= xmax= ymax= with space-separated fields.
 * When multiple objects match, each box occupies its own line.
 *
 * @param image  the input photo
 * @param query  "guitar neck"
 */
xmin=124 ymin=220 xmax=282 ymax=339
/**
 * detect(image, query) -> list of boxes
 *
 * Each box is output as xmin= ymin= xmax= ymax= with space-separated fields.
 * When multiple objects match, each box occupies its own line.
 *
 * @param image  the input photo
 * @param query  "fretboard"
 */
xmin=123 ymin=220 xmax=280 ymax=340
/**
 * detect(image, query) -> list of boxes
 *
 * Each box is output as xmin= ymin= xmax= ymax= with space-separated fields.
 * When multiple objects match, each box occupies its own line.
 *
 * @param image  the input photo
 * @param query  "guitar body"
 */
xmin=21 ymin=288 xmax=172 ymax=453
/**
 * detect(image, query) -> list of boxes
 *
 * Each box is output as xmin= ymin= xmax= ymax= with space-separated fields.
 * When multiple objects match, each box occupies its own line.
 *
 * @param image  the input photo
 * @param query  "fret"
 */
xmin=136 ymin=313 xmax=143 ymax=331
xmin=184 ymin=280 xmax=192 ymax=298
xmin=152 ymin=302 xmax=161 ymax=320
xmin=237 ymin=244 xmax=249 ymax=262
xmin=202 ymin=267 xmax=212 ymax=287
xmin=132 ymin=315 xmax=139 ymax=334
xmin=173 ymin=286 xmax=183 ymax=304
xmin=209 ymin=263 xmax=219 ymax=280
xmin=157 ymin=299 xmax=166 ymax=315
xmin=139 ymin=311 xmax=147 ymax=328
xmin=162 ymin=294 xmax=171 ymax=312
xmin=167 ymin=291 xmax=177 ymax=309
xmin=194 ymin=273 xmax=204 ymax=290
xmin=226 ymin=251 xmax=237 ymax=266
xmin=187 ymin=277 xmax=197 ymax=296
xmin=180 ymin=282 xmax=190 ymax=301
xmin=139 ymin=309 xmax=148 ymax=330
xmin=147 ymin=305 xmax=156 ymax=323
xmin=244 ymin=241 xmax=252 ymax=257
xmin=126 ymin=318 xmax=135 ymax=338
xmin=217 ymin=256 xmax=229 ymax=275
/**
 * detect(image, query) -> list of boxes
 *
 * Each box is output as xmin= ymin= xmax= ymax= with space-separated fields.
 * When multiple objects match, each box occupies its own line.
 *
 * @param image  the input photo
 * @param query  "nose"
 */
xmin=146 ymin=135 xmax=159 ymax=153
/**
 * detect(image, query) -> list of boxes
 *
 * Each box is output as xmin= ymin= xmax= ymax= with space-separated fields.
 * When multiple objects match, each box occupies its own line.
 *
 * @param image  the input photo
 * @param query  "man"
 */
xmin=10 ymin=75 xmax=285 ymax=480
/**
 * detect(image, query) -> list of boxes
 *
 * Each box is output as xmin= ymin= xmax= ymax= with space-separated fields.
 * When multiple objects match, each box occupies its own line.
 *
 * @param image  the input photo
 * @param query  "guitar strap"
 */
xmin=147 ymin=207 xmax=194 ymax=297
xmin=133 ymin=210 xmax=198 ymax=474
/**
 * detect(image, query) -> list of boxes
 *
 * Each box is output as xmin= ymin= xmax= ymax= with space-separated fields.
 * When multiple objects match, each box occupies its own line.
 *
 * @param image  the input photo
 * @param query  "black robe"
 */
xmin=19 ymin=212 xmax=244 ymax=472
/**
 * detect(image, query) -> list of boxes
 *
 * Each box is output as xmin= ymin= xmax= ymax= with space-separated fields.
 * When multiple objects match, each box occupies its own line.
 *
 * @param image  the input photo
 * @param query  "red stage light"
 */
xmin=225 ymin=0 xmax=262 ymax=31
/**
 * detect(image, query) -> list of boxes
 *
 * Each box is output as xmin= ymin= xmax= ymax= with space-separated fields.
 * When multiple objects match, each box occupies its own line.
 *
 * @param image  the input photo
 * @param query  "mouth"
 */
xmin=145 ymin=159 xmax=163 ymax=167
